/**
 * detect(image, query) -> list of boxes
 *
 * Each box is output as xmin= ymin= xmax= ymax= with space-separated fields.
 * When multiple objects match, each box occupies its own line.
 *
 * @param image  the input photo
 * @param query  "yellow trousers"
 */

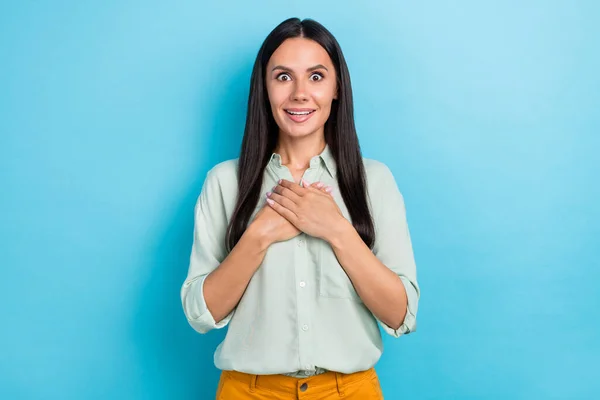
xmin=215 ymin=367 xmax=384 ymax=399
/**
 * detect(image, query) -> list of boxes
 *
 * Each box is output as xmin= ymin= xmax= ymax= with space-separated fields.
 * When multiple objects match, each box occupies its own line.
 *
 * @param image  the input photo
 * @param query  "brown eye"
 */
xmin=277 ymin=73 xmax=291 ymax=81
xmin=310 ymin=73 xmax=324 ymax=81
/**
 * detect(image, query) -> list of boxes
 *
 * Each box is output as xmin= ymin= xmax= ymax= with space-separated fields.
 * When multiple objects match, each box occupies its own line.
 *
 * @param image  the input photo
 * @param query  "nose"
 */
xmin=291 ymin=80 xmax=308 ymax=102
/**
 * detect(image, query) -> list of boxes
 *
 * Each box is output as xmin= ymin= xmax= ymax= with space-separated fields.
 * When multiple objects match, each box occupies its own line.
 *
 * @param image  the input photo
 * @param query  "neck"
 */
xmin=273 ymin=134 xmax=326 ymax=170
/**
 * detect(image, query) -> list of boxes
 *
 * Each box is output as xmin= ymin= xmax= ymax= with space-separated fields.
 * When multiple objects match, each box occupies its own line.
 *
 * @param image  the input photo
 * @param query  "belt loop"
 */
xmin=249 ymin=374 xmax=257 ymax=393
xmin=335 ymin=372 xmax=345 ymax=397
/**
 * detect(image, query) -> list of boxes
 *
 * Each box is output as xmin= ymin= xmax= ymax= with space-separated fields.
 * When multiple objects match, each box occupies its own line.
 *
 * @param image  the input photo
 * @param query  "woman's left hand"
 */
xmin=266 ymin=178 xmax=349 ymax=242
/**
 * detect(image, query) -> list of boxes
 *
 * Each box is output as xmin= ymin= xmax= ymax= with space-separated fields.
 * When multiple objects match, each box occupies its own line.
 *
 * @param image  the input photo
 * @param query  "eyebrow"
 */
xmin=271 ymin=64 xmax=329 ymax=73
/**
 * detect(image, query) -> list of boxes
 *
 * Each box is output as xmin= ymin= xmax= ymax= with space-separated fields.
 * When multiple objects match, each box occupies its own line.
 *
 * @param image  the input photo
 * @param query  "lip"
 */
xmin=284 ymin=108 xmax=316 ymax=123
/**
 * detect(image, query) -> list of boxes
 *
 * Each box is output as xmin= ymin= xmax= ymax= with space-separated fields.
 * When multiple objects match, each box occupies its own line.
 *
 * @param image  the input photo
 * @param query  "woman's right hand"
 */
xmin=251 ymin=181 xmax=333 ymax=246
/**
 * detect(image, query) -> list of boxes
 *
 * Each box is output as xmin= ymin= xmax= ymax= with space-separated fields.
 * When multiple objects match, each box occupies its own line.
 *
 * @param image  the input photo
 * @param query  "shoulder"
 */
xmin=199 ymin=158 xmax=239 ymax=204
xmin=362 ymin=158 xmax=408 ymax=222
xmin=362 ymin=157 xmax=397 ymax=187
xmin=362 ymin=157 xmax=406 ymax=208
xmin=206 ymin=158 xmax=238 ymax=182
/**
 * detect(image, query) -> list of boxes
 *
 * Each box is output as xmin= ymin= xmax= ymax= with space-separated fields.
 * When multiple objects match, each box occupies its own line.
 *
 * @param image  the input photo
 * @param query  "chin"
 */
xmin=284 ymin=126 xmax=320 ymax=137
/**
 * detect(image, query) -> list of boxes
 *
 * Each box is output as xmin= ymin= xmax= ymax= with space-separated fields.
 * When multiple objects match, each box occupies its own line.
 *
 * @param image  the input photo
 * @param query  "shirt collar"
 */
xmin=269 ymin=144 xmax=337 ymax=178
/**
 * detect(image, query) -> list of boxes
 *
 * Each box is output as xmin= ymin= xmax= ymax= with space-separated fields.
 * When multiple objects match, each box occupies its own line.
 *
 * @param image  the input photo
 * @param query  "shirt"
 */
xmin=180 ymin=144 xmax=420 ymax=376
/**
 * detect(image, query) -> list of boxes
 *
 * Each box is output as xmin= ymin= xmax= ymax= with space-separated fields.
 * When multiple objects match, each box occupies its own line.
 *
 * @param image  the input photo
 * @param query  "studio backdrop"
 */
xmin=0 ymin=1 xmax=598 ymax=399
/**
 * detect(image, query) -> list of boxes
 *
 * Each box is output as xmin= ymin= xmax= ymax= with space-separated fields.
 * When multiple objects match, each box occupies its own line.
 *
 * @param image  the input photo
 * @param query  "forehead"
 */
xmin=267 ymin=37 xmax=333 ymax=69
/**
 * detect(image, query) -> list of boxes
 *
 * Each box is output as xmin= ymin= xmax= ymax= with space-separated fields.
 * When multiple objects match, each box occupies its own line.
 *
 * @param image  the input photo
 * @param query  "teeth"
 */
xmin=287 ymin=110 xmax=313 ymax=115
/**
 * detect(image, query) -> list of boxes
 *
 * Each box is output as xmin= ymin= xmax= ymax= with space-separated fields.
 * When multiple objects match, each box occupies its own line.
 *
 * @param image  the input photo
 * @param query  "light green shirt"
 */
xmin=181 ymin=144 xmax=420 ymax=376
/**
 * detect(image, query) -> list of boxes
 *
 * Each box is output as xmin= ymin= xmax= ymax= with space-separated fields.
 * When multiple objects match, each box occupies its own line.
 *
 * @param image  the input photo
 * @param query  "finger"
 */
xmin=272 ymin=185 xmax=302 ymax=205
xmin=301 ymin=178 xmax=314 ymax=190
xmin=307 ymin=181 xmax=333 ymax=196
xmin=313 ymin=183 xmax=333 ymax=194
xmin=309 ymin=181 xmax=330 ymax=195
xmin=267 ymin=191 xmax=298 ymax=212
xmin=276 ymin=179 xmax=304 ymax=200
xmin=319 ymin=185 xmax=333 ymax=196
xmin=266 ymin=197 xmax=298 ymax=223
xmin=301 ymin=178 xmax=327 ymax=194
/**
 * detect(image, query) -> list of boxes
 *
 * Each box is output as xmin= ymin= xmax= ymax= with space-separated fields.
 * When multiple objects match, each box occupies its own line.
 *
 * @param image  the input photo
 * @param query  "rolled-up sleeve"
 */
xmin=370 ymin=163 xmax=420 ymax=338
xmin=180 ymin=168 xmax=234 ymax=334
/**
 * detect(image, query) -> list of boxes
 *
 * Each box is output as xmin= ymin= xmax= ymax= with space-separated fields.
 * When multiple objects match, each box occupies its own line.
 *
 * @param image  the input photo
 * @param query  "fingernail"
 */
xmin=325 ymin=187 xmax=333 ymax=193
xmin=316 ymin=182 xmax=325 ymax=188
xmin=278 ymin=179 xmax=282 ymax=184
xmin=301 ymin=178 xmax=309 ymax=187
xmin=266 ymin=192 xmax=272 ymax=197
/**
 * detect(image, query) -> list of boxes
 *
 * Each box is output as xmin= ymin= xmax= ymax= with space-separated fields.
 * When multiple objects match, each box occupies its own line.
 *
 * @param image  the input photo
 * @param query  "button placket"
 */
xmin=293 ymin=164 xmax=323 ymax=376
xmin=295 ymin=233 xmax=312 ymax=373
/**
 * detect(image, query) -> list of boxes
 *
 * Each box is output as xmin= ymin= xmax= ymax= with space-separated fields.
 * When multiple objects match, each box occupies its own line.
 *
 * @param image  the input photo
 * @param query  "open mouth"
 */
xmin=285 ymin=110 xmax=316 ymax=116
xmin=284 ymin=109 xmax=316 ymax=123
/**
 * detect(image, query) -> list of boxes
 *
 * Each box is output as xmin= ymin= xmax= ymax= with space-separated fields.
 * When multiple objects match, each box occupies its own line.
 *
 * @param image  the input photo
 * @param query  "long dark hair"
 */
xmin=225 ymin=17 xmax=375 ymax=252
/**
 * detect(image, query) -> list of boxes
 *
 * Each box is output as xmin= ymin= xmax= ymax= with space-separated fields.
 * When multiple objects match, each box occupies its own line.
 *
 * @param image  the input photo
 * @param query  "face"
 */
xmin=265 ymin=37 xmax=338 ymax=139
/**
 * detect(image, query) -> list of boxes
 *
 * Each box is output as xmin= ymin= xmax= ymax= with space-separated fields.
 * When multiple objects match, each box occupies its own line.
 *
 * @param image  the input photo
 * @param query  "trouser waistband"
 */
xmin=222 ymin=367 xmax=376 ymax=397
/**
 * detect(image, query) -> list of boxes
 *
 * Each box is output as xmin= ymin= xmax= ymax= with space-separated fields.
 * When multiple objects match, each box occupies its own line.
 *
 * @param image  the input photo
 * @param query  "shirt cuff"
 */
xmin=182 ymin=274 xmax=234 ymax=334
xmin=378 ymin=276 xmax=418 ymax=338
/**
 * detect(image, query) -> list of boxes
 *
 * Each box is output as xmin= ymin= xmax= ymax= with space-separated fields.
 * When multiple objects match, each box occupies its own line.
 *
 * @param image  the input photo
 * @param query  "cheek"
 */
xmin=312 ymin=88 xmax=335 ymax=110
xmin=266 ymin=87 xmax=288 ymax=112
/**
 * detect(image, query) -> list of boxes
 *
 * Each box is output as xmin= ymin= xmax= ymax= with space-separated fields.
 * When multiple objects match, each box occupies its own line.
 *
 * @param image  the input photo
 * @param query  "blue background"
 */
xmin=1 ymin=1 xmax=598 ymax=399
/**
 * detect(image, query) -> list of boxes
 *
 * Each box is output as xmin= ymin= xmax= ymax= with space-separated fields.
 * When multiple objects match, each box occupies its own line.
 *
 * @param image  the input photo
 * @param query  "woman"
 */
xmin=181 ymin=17 xmax=420 ymax=400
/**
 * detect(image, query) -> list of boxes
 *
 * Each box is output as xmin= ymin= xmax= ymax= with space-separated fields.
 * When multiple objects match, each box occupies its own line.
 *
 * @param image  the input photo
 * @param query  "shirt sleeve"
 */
xmin=180 ymin=167 xmax=234 ymax=334
xmin=370 ymin=163 xmax=420 ymax=338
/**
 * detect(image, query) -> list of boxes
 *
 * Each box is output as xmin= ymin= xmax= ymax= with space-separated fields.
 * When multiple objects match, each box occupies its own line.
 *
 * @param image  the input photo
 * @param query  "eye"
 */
xmin=276 ymin=73 xmax=291 ymax=81
xmin=310 ymin=72 xmax=324 ymax=81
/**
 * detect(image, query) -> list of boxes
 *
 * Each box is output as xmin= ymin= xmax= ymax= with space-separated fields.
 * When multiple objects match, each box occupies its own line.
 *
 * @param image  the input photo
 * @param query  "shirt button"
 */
xmin=302 ymin=324 xmax=309 ymax=331
xmin=299 ymin=281 xmax=306 ymax=288
xmin=297 ymin=239 xmax=304 ymax=247
xmin=300 ymin=382 xmax=308 ymax=391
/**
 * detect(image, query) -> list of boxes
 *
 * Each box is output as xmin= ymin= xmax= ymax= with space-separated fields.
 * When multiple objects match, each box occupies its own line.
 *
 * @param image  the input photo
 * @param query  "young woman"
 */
xmin=181 ymin=17 xmax=420 ymax=400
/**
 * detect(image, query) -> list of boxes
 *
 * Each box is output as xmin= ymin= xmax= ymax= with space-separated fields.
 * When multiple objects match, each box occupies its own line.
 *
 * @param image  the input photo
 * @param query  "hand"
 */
xmin=266 ymin=178 xmax=347 ymax=241
xmin=252 ymin=181 xmax=333 ymax=246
